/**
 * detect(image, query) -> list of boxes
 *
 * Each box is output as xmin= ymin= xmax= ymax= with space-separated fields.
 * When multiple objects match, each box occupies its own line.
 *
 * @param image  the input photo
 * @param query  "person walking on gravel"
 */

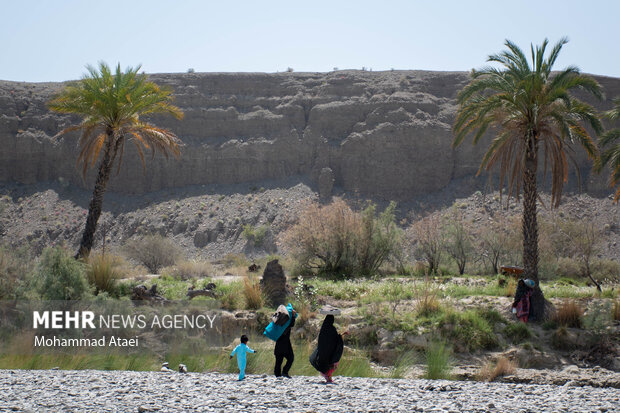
xmin=230 ymin=334 xmax=256 ymax=381
xmin=310 ymin=315 xmax=347 ymax=383
xmin=274 ymin=309 xmax=296 ymax=378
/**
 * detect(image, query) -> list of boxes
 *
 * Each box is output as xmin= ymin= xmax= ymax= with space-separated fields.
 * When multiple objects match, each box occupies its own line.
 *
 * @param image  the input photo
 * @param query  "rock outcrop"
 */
xmin=260 ymin=259 xmax=288 ymax=307
xmin=1 ymin=71 xmax=619 ymax=199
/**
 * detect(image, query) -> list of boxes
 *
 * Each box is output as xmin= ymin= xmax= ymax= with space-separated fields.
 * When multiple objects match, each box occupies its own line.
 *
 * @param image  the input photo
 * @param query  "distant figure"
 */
xmin=310 ymin=315 xmax=347 ymax=383
xmin=274 ymin=310 xmax=296 ymax=378
xmin=230 ymin=334 xmax=256 ymax=381
xmin=512 ymin=279 xmax=535 ymax=323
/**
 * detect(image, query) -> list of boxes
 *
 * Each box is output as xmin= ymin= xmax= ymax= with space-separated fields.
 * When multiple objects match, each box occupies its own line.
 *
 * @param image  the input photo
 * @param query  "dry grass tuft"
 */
xmin=553 ymin=300 xmax=584 ymax=328
xmin=477 ymin=356 xmax=516 ymax=382
xmin=414 ymin=277 xmax=441 ymax=316
xmin=242 ymin=275 xmax=264 ymax=310
xmin=86 ymin=253 xmax=122 ymax=295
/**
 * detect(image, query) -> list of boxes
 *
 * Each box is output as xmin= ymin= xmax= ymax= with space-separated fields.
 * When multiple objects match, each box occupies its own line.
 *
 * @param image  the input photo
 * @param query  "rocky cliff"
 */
xmin=1 ymin=70 xmax=619 ymax=199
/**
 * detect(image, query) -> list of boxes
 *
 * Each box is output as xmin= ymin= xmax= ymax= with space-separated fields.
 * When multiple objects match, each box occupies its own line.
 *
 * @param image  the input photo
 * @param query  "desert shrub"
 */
xmin=424 ymin=341 xmax=452 ymax=380
xmin=503 ymin=322 xmax=532 ymax=343
xmin=163 ymin=260 xmax=213 ymax=280
xmin=34 ymin=247 xmax=90 ymax=300
xmin=283 ymin=199 xmax=402 ymax=277
xmin=552 ymin=300 xmax=583 ymax=328
xmin=242 ymin=275 xmax=264 ymax=310
xmin=582 ymin=300 xmax=613 ymax=336
xmin=477 ymin=356 xmax=516 ymax=382
xmin=555 ymin=257 xmax=582 ymax=279
xmin=124 ymin=235 xmax=182 ymax=273
xmin=242 ymin=224 xmax=269 ymax=247
xmin=0 ymin=245 xmax=32 ymax=300
xmin=86 ymin=253 xmax=122 ymax=295
xmin=591 ymin=259 xmax=620 ymax=283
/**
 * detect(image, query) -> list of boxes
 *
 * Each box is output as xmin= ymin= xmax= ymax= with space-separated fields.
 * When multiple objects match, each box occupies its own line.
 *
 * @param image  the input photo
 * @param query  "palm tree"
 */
xmin=453 ymin=38 xmax=603 ymax=320
xmin=49 ymin=63 xmax=183 ymax=259
xmin=597 ymin=97 xmax=620 ymax=201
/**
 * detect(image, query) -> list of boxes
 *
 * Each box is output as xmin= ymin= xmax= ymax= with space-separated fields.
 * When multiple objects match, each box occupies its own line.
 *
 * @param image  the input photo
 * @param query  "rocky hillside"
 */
xmin=1 ymin=71 xmax=619 ymax=199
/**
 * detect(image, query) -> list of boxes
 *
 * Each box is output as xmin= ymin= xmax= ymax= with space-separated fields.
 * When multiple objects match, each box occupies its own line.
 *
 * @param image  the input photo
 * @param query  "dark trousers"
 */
xmin=274 ymin=351 xmax=294 ymax=377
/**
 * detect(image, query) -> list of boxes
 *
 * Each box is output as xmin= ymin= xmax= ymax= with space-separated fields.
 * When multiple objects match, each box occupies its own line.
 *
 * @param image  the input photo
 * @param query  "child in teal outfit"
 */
xmin=230 ymin=334 xmax=256 ymax=380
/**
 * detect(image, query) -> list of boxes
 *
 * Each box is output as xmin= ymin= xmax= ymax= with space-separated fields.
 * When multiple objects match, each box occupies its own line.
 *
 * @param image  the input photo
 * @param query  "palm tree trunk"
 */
xmin=522 ymin=134 xmax=545 ymax=320
xmin=75 ymin=133 xmax=117 ymax=259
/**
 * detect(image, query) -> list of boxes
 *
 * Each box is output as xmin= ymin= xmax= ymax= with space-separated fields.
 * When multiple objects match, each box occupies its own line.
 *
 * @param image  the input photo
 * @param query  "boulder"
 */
xmin=260 ymin=259 xmax=288 ymax=306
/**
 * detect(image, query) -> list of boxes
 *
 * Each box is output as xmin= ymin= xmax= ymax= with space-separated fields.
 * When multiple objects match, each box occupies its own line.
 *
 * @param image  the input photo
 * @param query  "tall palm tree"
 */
xmin=49 ymin=63 xmax=183 ymax=259
xmin=453 ymin=38 xmax=602 ymax=320
xmin=597 ymin=97 xmax=620 ymax=201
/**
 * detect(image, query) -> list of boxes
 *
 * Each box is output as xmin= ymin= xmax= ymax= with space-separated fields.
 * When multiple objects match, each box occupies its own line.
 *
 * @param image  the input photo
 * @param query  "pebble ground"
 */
xmin=1 ymin=369 xmax=619 ymax=412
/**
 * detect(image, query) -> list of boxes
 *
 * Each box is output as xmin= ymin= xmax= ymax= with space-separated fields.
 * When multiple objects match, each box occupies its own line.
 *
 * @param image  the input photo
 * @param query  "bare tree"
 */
xmin=558 ymin=219 xmax=602 ymax=292
xmin=443 ymin=208 xmax=474 ymax=275
xmin=411 ymin=214 xmax=444 ymax=275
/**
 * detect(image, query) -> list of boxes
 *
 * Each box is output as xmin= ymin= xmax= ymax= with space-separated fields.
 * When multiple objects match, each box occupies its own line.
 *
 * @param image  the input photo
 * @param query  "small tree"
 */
xmin=358 ymin=202 xmax=402 ymax=275
xmin=48 ymin=63 xmax=183 ymax=259
xmin=411 ymin=214 xmax=444 ymax=275
xmin=443 ymin=208 xmax=474 ymax=275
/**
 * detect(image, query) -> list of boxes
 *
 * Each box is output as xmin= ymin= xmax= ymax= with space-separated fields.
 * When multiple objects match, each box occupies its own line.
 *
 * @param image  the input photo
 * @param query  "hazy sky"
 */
xmin=1 ymin=0 xmax=618 ymax=82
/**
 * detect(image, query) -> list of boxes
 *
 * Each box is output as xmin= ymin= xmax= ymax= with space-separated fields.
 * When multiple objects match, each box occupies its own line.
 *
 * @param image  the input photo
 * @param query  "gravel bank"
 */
xmin=1 ymin=369 xmax=619 ymax=412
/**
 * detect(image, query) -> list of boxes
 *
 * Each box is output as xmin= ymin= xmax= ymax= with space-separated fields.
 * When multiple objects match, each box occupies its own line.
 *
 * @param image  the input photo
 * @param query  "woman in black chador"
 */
xmin=310 ymin=315 xmax=345 ymax=383
xmin=274 ymin=313 xmax=295 ymax=377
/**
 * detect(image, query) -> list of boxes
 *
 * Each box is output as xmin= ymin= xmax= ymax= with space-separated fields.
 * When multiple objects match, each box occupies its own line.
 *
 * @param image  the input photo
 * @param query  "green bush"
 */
xmin=439 ymin=308 xmax=498 ymax=351
xmin=34 ymin=247 xmax=90 ymax=300
xmin=0 ymin=245 xmax=32 ymax=300
xmin=124 ymin=235 xmax=182 ymax=273
xmin=503 ymin=322 xmax=532 ymax=343
xmin=242 ymin=224 xmax=269 ymax=247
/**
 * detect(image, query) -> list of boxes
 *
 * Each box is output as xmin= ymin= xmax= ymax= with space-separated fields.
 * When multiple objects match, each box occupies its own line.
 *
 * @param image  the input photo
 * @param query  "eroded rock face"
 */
xmin=1 ymin=71 xmax=618 ymax=199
